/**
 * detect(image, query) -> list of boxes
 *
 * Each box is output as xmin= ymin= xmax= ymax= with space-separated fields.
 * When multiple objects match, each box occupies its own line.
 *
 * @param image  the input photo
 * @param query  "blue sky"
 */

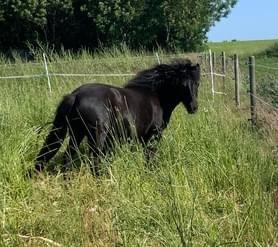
xmin=208 ymin=0 xmax=278 ymax=41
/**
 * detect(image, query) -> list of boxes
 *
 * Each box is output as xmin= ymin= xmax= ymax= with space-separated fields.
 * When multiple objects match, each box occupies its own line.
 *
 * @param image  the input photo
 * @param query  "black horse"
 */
xmin=33 ymin=59 xmax=200 ymax=175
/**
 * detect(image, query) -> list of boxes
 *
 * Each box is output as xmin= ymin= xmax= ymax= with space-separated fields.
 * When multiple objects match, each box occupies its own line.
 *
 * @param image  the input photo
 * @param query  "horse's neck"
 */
xmin=160 ymin=97 xmax=181 ymax=126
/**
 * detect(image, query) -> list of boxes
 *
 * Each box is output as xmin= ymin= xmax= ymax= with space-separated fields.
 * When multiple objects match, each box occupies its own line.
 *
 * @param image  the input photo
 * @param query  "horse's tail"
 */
xmin=34 ymin=94 xmax=76 ymax=172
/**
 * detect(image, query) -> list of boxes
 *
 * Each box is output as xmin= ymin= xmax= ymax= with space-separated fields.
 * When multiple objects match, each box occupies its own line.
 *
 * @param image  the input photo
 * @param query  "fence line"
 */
xmin=0 ymin=74 xmax=45 ymax=79
xmin=0 ymin=52 xmax=190 ymax=68
xmin=0 ymin=52 xmax=191 ymax=83
xmin=200 ymin=50 xmax=277 ymax=127
xmin=249 ymin=93 xmax=278 ymax=114
xmin=0 ymin=51 xmax=277 ymax=127
xmin=51 ymin=73 xmax=135 ymax=77
xmin=0 ymin=73 xmax=136 ymax=80
xmin=0 ymin=53 xmax=225 ymax=80
xmin=1 ymin=71 xmax=220 ymax=79
xmin=203 ymin=72 xmax=226 ymax=77
xmin=256 ymin=64 xmax=278 ymax=70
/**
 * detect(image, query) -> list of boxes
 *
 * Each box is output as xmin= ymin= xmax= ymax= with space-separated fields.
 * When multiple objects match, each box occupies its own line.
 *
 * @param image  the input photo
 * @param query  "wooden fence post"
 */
xmin=234 ymin=54 xmax=240 ymax=107
xmin=43 ymin=53 xmax=52 ymax=94
xmin=155 ymin=52 xmax=161 ymax=64
xmin=248 ymin=56 xmax=257 ymax=125
xmin=221 ymin=51 xmax=226 ymax=91
xmin=212 ymin=52 xmax=216 ymax=70
xmin=209 ymin=49 xmax=215 ymax=99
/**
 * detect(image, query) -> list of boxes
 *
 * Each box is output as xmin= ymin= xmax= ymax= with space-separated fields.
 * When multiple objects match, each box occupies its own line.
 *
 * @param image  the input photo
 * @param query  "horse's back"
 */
xmin=69 ymin=83 xmax=121 ymax=124
xmin=70 ymin=83 xmax=155 ymax=116
xmin=69 ymin=83 xmax=163 ymax=140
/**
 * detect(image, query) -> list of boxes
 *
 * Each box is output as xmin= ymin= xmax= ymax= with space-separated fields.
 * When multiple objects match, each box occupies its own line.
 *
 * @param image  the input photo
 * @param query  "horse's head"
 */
xmin=125 ymin=59 xmax=201 ymax=114
xmin=177 ymin=61 xmax=201 ymax=114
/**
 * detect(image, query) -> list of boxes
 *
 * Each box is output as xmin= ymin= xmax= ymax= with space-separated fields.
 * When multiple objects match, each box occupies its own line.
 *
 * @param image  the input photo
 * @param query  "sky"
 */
xmin=208 ymin=0 xmax=278 ymax=42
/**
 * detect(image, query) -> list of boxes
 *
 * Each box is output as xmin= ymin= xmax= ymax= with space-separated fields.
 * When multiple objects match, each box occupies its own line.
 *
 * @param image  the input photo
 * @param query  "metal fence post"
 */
xmin=234 ymin=54 xmax=240 ymax=107
xmin=249 ymin=56 xmax=257 ymax=125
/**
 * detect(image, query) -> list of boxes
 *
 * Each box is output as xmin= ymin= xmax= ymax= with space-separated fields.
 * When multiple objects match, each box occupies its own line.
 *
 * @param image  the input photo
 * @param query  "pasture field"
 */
xmin=0 ymin=48 xmax=277 ymax=246
xmin=208 ymin=39 xmax=278 ymax=56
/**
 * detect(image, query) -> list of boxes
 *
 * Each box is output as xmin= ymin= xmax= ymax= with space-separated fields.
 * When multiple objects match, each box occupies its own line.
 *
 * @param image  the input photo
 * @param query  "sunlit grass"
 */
xmin=208 ymin=39 xmax=278 ymax=56
xmin=0 ymin=49 xmax=277 ymax=246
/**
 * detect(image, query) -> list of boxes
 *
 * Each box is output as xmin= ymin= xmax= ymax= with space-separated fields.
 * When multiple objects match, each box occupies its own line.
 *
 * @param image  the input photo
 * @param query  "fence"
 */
xmin=0 ymin=51 xmax=277 ymax=128
xmin=199 ymin=50 xmax=278 ymax=128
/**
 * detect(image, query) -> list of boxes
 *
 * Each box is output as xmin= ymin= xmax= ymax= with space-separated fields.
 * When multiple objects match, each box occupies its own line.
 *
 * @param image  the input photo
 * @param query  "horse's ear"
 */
xmin=196 ymin=63 xmax=200 ymax=72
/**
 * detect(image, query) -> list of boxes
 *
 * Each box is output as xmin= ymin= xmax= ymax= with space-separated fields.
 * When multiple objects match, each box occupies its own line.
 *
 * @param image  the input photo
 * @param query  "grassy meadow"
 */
xmin=0 ymin=45 xmax=277 ymax=246
xmin=208 ymin=39 xmax=278 ymax=56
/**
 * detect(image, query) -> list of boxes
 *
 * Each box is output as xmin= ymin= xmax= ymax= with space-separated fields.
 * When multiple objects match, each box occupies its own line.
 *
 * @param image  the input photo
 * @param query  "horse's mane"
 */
xmin=124 ymin=59 xmax=193 ymax=91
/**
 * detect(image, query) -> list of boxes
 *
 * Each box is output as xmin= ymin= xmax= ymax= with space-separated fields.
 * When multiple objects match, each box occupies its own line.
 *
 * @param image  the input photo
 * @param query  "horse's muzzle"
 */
xmin=188 ymin=105 xmax=198 ymax=114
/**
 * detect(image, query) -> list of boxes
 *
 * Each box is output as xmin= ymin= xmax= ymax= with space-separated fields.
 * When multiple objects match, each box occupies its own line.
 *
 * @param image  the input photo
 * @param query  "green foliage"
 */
xmin=44 ymin=0 xmax=75 ymax=46
xmin=83 ymin=0 xmax=238 ymax=50
xmin=257 ymin=75 xmax=278 ymax=108
xmin=263 ymin=42 xmax=278 ymax=58
xmin=0 ymin=0 xmax=47 ymax=48
xmin=0 ymin=0 xmax=238 ymax=51
xmin=209 ymin=39 xmax=278 ymax=56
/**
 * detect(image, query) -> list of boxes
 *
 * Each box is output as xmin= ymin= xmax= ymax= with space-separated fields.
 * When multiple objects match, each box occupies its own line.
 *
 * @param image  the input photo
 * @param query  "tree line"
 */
xmin=0 ymin=0 xmax=237 ymax=52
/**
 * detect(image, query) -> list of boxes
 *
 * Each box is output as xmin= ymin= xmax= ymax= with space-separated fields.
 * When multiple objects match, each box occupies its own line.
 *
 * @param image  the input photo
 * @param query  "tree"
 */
xmin=83 ymin=0 xmax=237 ymax=50
xmin=43 ymin=0 xmax=74 ymax=47
xmin=0 ymin=0 xmax=47 ymax=49
xmin=0 ymin=0 xmax=238 ymax=52
xmin=162 ymin=0 xmax=234 ymax=50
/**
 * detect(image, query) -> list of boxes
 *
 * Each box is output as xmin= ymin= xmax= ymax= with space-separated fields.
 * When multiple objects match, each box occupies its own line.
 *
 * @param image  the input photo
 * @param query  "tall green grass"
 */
xmin=208 ymin=39 xmax=278 ymax=56
xmin=0 ymin=50 xmax=277 ymax=246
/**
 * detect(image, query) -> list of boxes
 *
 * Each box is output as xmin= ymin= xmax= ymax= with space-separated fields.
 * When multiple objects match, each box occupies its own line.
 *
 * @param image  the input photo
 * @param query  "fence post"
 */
xmin=199 ymin=54 xmax=203 ymax=65
xmin=212 ymin=52 xmax=216 ymax=69
xmin=209 ymin=49 xmax=215 ymax=99
xmin=234 ymin=54 xmax=240 ymax=107
xmin=248 ymin=56 xmax=257 ymax=126
xmin=221 ymin=51 xmax=226 ymax=91
xmin=43 ymin=53 xmax=52 ymax=93
xmin=155 ymin=52 xmax=161 ymax=64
